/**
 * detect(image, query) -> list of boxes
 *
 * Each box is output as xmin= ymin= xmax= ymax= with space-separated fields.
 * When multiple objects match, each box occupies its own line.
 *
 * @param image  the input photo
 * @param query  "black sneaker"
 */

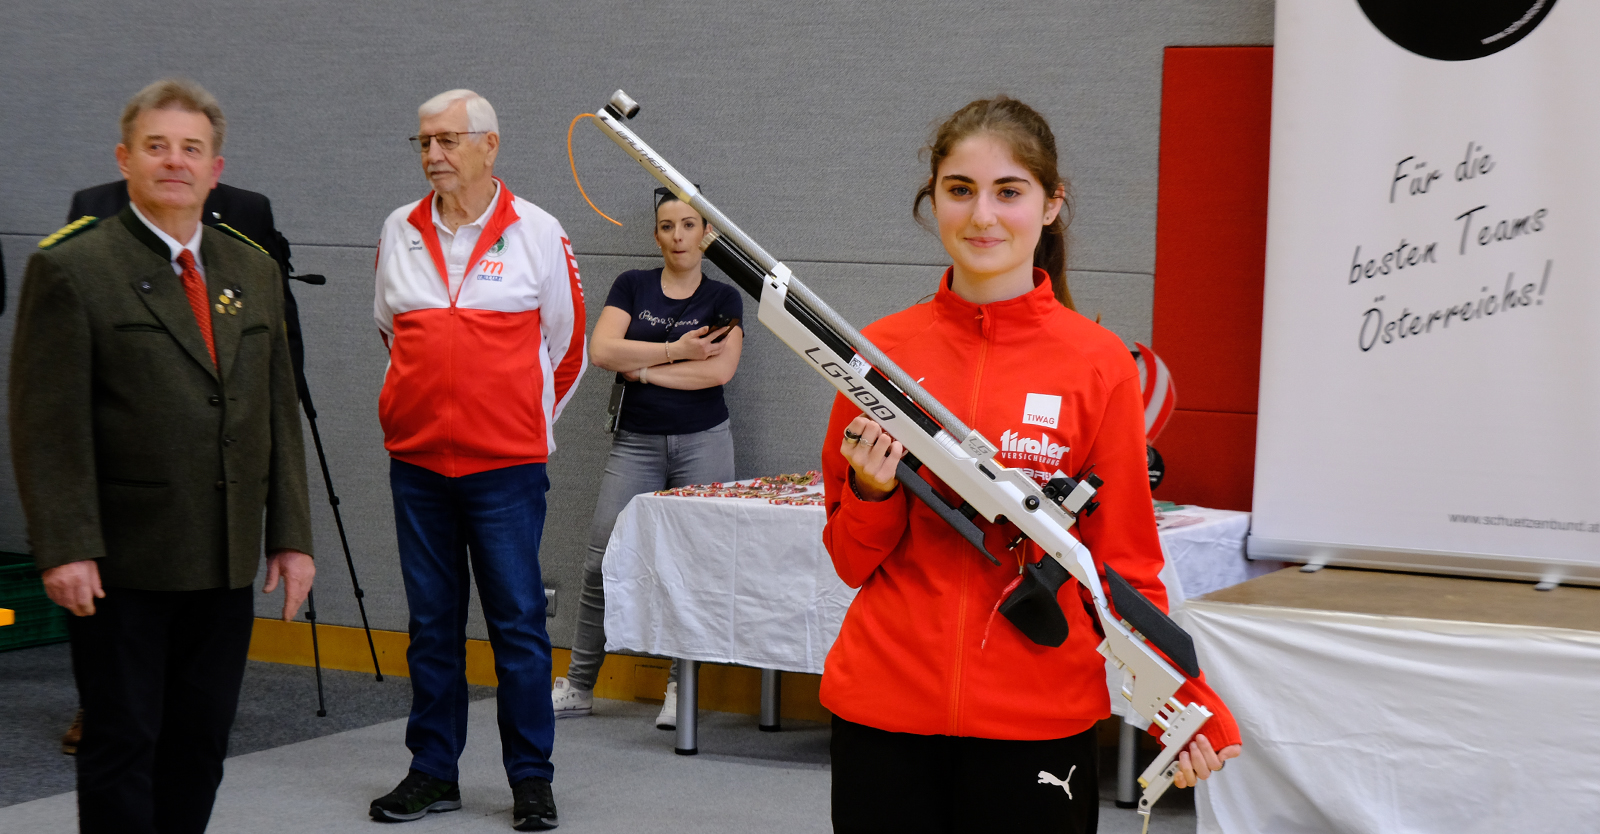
xmin=369 ymin=769 xmax=462 ymax=822
xmin=511 ymin=776 xmax=558 ymax=830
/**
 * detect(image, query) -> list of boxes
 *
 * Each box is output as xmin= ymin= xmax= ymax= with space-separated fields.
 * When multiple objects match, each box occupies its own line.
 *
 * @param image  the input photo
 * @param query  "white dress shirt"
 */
xmin=130 ymin=202 xmax=205 ymax=279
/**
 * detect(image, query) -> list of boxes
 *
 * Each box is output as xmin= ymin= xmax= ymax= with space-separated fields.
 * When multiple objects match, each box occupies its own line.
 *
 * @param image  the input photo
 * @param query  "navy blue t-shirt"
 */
xmin=606 ymin=268 xmax=744 ymax=435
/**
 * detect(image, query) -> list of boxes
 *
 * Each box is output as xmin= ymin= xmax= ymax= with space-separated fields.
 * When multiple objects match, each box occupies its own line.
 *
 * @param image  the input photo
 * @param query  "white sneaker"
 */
xmin=551 ymin=676 xmax=593 ymax=719
xmin=655 ymin=681 xmax=678 ymax=730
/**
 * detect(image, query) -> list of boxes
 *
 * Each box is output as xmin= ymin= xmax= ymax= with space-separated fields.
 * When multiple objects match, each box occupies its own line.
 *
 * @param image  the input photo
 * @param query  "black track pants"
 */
xmin=831 ymin=715 xmax=1100 ymax=833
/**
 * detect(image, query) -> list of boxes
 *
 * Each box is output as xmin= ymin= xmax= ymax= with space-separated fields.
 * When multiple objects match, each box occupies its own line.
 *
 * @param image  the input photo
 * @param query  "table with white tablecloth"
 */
xmin=1153 ymin=506 xmax=1281 ymax=606
xmin=600 ymin=485 xmax=849 ymax=678
xmin=602 ymin=481 xmax=1278 ymax=760
xmin=1183 ymin=567 xmax=1600 ymax=833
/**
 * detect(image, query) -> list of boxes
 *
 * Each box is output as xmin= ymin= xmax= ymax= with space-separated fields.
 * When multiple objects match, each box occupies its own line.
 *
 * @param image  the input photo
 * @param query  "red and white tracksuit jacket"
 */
xmin=820 ymin=269 xmax=1241 ymax=747
xmin=374 ymin=181 xmax=587 ymax=477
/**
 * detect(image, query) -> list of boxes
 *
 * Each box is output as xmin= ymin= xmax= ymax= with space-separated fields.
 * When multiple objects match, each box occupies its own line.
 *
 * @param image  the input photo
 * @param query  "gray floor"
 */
xmin=0 ymin=642 xmax=1196 ymax=832
xmin=0 ymin=641 xmax=487 ymax=807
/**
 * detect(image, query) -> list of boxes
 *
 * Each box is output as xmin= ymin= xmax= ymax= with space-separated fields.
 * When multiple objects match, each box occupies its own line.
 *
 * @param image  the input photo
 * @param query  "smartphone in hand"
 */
xmin=707 ymin=314 xmax=741 ymax=344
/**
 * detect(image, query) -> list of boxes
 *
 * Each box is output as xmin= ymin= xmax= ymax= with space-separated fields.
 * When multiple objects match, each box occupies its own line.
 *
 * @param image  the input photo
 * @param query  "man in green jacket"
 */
xmin=10 ymin=78 xmax=314 ymax=834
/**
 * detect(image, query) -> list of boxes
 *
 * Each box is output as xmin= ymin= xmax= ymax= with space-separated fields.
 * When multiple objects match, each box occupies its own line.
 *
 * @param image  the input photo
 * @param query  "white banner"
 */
xmin=1252 ymin=0 xmax=1600 ymax=581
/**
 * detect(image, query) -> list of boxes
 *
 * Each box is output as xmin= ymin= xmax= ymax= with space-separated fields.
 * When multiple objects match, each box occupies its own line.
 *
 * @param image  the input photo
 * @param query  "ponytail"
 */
xmin=1035 ymin=214 xmax=1074 ymax=311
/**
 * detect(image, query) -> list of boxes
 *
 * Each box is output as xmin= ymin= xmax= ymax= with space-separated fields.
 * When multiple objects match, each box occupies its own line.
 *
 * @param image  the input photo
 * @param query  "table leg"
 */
xmin=1116 ymin=715 xmax=1139 ymax=808
xmin=759 ymin=669 xmax=782 ymax=732
xmin=674 ymin=658 xmax=698 ymax=756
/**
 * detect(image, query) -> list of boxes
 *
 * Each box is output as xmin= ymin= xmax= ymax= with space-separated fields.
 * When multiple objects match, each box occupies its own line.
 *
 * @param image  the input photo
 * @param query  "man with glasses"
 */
xmin=370 ymin=89 xmax=586 ymax=831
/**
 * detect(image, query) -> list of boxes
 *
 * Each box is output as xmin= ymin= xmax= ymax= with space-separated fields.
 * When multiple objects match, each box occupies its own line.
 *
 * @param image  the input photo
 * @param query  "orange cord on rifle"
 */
xmin=567 ymin=113 xmax=623 ymax=227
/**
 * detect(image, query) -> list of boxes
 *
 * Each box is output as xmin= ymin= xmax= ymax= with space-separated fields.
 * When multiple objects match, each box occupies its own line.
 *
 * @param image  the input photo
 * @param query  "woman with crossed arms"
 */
xmin=553 ymin=188 xmax=744 ymax=730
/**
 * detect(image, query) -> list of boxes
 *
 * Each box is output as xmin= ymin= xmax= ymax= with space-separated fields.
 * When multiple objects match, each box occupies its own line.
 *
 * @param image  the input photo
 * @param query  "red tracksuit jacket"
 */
xmin=820 ymin=269 xmax=1242 ymax=747
xmin=374 ymin=181 xmax=587 ymax=477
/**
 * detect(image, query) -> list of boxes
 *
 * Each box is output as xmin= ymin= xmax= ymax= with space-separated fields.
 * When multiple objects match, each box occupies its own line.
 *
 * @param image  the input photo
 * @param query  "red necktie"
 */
xmin=175 ymin=250 xmax=217 ymax=367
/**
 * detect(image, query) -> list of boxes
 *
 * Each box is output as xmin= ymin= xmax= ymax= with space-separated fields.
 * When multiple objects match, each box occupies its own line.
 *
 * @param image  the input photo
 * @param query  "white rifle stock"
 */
xmin=587 ymin=90 xmax=1212 ymax=817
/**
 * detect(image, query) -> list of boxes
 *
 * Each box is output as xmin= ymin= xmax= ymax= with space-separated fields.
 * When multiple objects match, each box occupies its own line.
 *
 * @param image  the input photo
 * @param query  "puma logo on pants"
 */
xmin=1037 ymin=766 xmax=1076 ymax=799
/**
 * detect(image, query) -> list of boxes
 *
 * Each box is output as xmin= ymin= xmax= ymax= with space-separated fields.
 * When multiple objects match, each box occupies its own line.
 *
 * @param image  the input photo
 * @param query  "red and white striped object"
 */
xmin=1134 ymin=342 xmax=1176 ymax=442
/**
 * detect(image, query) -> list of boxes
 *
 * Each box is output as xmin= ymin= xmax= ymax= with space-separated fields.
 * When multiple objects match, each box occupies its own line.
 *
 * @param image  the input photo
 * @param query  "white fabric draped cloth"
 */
xmin=602 ymin=485 xmax=1271 ymax=678
xmin=1183 ymin=601 xmax=1600 ymax=833
xmin=601 ymin=486 xmax=849 ymax=674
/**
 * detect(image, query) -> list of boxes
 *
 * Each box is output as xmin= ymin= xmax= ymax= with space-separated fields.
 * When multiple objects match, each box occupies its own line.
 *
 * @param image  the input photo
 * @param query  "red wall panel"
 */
xmin=1150 ymin=46 xmax=1273 ymax=511
xmin=1154 ymin=411 xmax=1258 ymax=512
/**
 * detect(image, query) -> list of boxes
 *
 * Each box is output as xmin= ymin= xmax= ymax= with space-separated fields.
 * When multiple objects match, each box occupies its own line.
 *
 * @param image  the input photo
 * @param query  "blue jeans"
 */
xmin=390 ymin=459 xmax=554 ymax=785
xmin=565 ymin=421 xmax=735 ymax=691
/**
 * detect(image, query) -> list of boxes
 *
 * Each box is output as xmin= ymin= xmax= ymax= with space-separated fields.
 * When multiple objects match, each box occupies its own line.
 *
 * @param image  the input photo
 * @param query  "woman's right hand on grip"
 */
xmin=840 ymin=416 xmax=905 ymax=502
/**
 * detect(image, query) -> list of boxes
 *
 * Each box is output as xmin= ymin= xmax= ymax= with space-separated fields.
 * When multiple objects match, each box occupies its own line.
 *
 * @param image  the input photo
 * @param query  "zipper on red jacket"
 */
xmin=445 ymin=303 xmax=457 ymax=475
xmin=967 ymin=310 xmax=992 ymax=414
xmin=949 ymin=308 xmax=994 ymax=734
xmin=949 ymin=544 xmax=970 ymax=734
xmin=402 ymin=183 xmax=521 ymax=477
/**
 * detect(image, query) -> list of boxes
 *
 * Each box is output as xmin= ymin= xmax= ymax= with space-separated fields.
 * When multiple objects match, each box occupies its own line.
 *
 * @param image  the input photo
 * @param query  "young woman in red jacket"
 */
xmin=821 ymin=97 xmax=1242 ymax=832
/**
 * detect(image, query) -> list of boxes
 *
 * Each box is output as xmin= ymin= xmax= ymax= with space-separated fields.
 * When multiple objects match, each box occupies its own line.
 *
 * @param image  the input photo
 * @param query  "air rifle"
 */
xmin=582 ymin=90 xmax=1212 ymax=818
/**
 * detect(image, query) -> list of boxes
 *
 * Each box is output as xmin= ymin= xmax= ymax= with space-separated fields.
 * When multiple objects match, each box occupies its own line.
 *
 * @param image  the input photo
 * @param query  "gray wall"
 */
xmin=0 ymin=0 xmax=1272 ymax=645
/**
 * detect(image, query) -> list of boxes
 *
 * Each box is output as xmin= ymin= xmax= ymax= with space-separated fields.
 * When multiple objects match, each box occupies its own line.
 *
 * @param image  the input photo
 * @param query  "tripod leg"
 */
xmin=306 ymin=588 xmax=328 ymax=718
xmin=299 ymin=390 xmax=383 ymax=681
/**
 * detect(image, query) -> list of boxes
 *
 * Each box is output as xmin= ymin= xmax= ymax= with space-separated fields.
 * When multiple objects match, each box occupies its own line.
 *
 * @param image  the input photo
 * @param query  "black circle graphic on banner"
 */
xmin=1358 ymin=0 xmax=1557 ymax=61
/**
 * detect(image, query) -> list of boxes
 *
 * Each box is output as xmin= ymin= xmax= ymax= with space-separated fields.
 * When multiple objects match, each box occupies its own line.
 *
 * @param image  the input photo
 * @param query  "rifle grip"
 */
xmin=998 ymin=555 xmax=1071 ymax=648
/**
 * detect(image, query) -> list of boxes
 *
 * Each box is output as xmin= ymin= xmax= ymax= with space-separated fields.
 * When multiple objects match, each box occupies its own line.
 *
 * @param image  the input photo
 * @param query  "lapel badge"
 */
xmin=218 ymin=286 xmax=245 ymax=315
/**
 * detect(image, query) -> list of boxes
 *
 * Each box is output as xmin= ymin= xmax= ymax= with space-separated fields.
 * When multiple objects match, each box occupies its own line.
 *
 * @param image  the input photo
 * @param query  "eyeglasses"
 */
xmin=408 ymin=131 xmax=488 ymax=153
xmin=653 ymin=184 xmax=701 ymax=208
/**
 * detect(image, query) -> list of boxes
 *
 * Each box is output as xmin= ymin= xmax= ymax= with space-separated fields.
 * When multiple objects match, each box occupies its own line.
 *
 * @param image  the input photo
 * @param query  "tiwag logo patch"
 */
xmin=1022 ymin=393 xmax=1061 ymax=428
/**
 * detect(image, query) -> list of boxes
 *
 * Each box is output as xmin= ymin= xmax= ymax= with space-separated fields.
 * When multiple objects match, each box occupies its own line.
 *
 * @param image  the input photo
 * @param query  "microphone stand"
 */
xmin=289 ymin=272 xmax=384 ymax=718
xmin=305 ymin=587 xmax=327 ymax=717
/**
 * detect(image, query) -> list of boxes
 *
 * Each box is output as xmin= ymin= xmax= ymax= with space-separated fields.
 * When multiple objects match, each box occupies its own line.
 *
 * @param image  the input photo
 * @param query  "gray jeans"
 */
xmin=565 ymin=420 xmax=736 ymax=691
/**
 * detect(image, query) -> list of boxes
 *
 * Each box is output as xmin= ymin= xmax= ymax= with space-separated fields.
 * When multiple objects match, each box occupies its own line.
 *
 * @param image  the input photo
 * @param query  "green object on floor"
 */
xmin=0 ymin=552 xmax=67 ymax=652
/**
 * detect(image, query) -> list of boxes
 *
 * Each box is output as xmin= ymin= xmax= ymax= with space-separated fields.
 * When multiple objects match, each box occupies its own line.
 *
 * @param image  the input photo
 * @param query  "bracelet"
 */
xmin=665 ymin=341 xmax=673 ymax=362
xmin=847 ymin=469 xmax=893 ymax=502
xmin=638 ymin=365 xmax=648 ymax=385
